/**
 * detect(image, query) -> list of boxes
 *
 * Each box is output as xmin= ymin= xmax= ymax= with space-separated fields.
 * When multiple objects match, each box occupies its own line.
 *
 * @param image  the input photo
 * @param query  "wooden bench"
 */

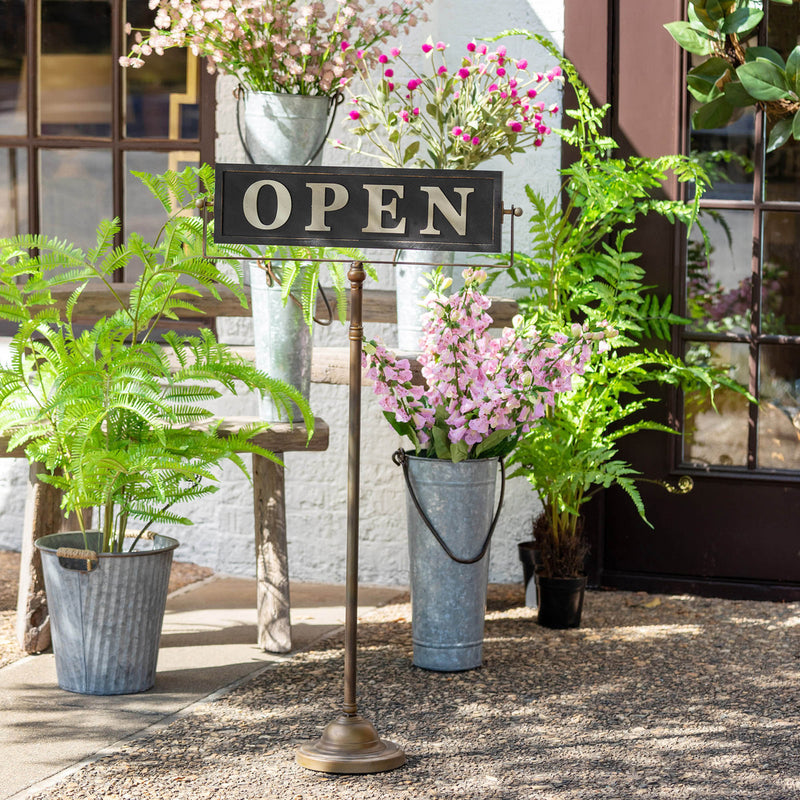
xmin=4 ymin=417 xmax=329 ymax=656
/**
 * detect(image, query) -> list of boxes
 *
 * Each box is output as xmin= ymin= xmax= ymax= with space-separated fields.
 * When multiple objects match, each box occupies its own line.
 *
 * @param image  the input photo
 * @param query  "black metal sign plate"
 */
xmin=214 ymin=163 xmax=503 ymax=252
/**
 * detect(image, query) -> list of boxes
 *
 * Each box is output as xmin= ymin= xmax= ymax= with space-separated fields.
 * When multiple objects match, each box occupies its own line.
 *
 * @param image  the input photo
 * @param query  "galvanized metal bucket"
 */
xmin=35 ymin=531 xmax=178 ymax=695
xmin=249 ymin=262 xmax=312 ymax=422
xmin=400 ymin=453 xmax=502 ymax=671
xmin=395 ymin=250 xmax=455 ymax=352
xmin=242 ymin=90 xmax=331 ymax=166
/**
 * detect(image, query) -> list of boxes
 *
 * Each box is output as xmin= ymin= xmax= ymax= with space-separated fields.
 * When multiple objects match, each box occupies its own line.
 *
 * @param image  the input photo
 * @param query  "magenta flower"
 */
xmin=517 ymin=59 xmax=528 ymax=70
xmin=349 ymin=109 xmax=360 ymax=120
xmin=421 ymin=43 xmax=433 ymax=53
xmin=391 ymin=47 xmax=401 ymax=57
xmin=467 ymin=42 xmax=476 ymax=52
xmin=471 ymin=136 xmax=480 ymax=145
xmin=435 ymin=41 xmax=446 ymax=51
xmin=496 ymin=67 xmax=506 ymax=77
xmin=385 ymin=68 xmax=394 ymax=77
xmin=438 ymin=65 xmax=448 ymax=75
xmin=508 ymin=121 xmax=522 ymax=132
xmin=378 ymin=54 xmax=389 ymax=64
xmin=458 ymin=67 xmax=470 ymax=79
xmin=527 ymin=88 xmax=537 ymax=98
xmin=341 ymin=41 xmax=350 ymax=52
xmin=387 ymin=82 xmax=395 ymax=91
xmin=462 ymin=133 xmax=471 ymax=142
xmin=451 ymin=126 xmax=463 ymax=136
xmin=488 ymin=83 xmax=499 ymax=92
xmin=412 ymin=107 xmax=419 ymax=115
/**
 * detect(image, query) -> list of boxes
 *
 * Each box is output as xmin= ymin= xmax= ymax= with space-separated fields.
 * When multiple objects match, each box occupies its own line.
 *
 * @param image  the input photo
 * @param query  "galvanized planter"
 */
xmin=249 ymin=262 xmax=312 ymax=422
xmin=242 ymin=91 xmax=331 ymax=421
xmin=394 ymin=250 xmax=455 ymax=352
xmin=403 ymin=454 xmax=500 ymax=671
xmin=242 ymin=90 xmax=330 ymax=166
xmin=35 ymin=531 xmax=178 ymax=695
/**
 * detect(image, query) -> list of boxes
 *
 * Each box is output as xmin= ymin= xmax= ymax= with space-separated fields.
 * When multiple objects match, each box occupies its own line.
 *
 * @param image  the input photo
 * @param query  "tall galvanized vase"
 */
xmin=395 ymin=250 xmax=455 ymax=352
xmin=242 ymin=91 xmax=332 ymax=421
xmin=35 ymin=531 xmax=178 ymax=695
xmin=397 ymin=452 xmax=503 ymax=671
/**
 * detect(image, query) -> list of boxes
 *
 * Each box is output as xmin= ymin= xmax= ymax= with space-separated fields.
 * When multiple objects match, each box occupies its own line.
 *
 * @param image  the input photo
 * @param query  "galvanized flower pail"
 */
xmin=396 ymin=452 xmax=504 ymax=671
xmin=394 ymin=250 xmax=455 ymax=352
xmin=241 ymin=91 xmax=333 ymax=421
xmin=35 ymin=531 xmax=178 ymax=695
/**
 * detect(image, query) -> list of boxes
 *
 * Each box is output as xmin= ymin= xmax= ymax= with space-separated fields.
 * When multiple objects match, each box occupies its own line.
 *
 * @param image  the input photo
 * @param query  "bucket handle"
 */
xmin=393 ymin=449 xmax=506 ymax=565
xmin=56 ymin=547 xmax=99 ymax=573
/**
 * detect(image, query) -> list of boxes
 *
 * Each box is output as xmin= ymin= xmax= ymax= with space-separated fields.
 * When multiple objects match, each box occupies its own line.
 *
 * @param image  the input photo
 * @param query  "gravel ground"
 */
xmin=21 ymin=585 xmax=800 ymax=800
xmin=0 ymin=550 xmax=213 ymax=669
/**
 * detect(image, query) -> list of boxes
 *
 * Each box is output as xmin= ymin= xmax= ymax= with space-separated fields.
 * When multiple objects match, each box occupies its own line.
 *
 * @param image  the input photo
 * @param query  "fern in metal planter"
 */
xmin=0 ymin=166 xmax=312 ymax=554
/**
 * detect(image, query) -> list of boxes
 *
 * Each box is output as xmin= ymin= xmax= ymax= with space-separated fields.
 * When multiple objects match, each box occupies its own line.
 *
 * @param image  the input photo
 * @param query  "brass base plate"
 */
xmin=296 ymin=714 xmax=406 ymax=774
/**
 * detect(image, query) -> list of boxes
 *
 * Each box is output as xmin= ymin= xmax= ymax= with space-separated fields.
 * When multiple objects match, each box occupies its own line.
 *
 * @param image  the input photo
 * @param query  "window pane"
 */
xmin=687 ymin=209 xmax=753 ymax=334
xmin=690 ymin=104 xmax=755 ymax=202
xmin=124 ymin=0 xmax=199 ymax=140
xmin=683 ymin=342 xmax=751 ymax=468
xmin=0 ymin=147 xmax=26 ymax=236
xmin=0 ymin=0 xmax=26 ymax=135
xmin=40 ymin=149 xmax=112 ymax=249
xmin=758 ymin=345 xmax=800 ymax=470
xmin=40 ymin=0 xmax=112 ymax=137
xmin=762 ymin=211 xmax=800 ymax=336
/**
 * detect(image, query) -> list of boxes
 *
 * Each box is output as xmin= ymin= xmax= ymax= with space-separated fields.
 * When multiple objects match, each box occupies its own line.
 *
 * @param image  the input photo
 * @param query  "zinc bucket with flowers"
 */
xmin=363 ymin=268 xmax=609 ymax=671
xmin=340 ymin=35 xmax=563 ymax=351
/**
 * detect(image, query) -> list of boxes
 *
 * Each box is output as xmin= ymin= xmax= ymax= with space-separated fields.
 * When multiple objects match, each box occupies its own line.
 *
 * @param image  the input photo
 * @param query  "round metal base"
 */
xmin=296 ymin=714 xmax=406 ymax=774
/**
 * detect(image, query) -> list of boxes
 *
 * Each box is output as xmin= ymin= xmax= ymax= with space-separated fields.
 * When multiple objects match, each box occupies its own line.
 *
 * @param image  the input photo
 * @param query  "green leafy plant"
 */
xmin=0 ymin=165 xmax=312 ymax=555
xmin=665 ymin=0 xmax=800 ymax=151
xmin=499 ymin=35 xmax=750 ymax=579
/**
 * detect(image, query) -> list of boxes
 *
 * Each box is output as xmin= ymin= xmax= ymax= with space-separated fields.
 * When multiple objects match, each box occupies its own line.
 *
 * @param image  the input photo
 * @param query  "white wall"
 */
xmin=0 ymin=0 xmax=565 ymax=587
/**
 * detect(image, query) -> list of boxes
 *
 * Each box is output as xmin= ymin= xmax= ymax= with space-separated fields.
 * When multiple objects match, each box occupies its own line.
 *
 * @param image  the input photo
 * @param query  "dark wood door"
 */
xmin=566 ymin=0 xmax=800 ymax=600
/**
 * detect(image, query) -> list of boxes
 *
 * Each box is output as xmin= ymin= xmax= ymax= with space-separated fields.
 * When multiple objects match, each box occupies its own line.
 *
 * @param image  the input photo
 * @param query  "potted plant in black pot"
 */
xmin=0 ymin=166 xmax=311 ymax=694
xmin=500 ymin=35 xmax=750 ymax=628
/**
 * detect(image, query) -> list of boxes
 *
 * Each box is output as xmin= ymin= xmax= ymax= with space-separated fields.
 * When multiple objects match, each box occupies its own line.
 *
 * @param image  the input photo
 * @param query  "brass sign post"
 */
xmin=210 ymin=163 xmax=514 ymax=774
xmin=295 ymin=261 xmax=405 ymax=772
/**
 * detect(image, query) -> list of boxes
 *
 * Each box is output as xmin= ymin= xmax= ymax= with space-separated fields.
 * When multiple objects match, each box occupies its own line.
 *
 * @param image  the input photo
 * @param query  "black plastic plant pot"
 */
xmin=535 ymin=574 xmax=587 ymax=629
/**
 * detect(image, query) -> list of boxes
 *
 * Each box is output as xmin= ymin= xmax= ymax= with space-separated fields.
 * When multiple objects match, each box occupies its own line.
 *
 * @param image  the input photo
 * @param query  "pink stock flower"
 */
xmin=363 ymin=270 xmax=598 ymax=461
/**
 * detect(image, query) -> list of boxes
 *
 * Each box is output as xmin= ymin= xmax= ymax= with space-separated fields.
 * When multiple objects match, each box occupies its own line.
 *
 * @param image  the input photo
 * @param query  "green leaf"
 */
xmin=720 ymin=7 xmax=763 ymax=35
xmin=744 ymin=47 xmax=785 ymax=68
xmin=688 ymin=2 xmax=719 ymax=31
xmin=767 ymin=117 xmax=793 ymax=152
xmin=432 ymin=426 xmax=451 ymax=460
xmin=736 ymin=58 xmax=790 ymax=101
xmin=723 ymin=80 xmax=757 ymax=107
xmin=792 ymin=112 xmax=800 ymax=145
xmin=403 ymin=140 xmax=421 ymax=164
xmin=786 ymin=45 xmax=800 ymax=95
xmin=450 ymin=440 xmax=470 ymax=463
xmin=663 ymin=21 xmax=715 ymax=55
xmin=692 ymin=95 xmax=735 ymax=129
xmin=770 ymin=0 xmax=793 ymax=5
xmin=687 ymin=57 xmax=733 ymax=102
xmin=704 ymin=0 xmax=736 ymax=20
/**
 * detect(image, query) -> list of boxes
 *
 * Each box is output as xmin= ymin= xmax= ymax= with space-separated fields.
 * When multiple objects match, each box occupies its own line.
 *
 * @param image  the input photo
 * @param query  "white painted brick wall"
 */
xmin=0 ymin=1 xmax=564 ymax=588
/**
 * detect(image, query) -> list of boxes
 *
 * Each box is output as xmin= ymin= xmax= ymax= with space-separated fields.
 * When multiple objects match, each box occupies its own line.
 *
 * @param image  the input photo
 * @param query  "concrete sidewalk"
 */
xmin=0 ymin=577 xmax=405 ymax=800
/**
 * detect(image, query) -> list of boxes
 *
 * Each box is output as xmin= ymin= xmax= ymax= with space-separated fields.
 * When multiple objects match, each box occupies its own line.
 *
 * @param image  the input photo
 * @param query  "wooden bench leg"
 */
xmin=16 ymin=464 xmax=61 ymax=654
xmin=253 ymin=452 xmax=292 ymax=653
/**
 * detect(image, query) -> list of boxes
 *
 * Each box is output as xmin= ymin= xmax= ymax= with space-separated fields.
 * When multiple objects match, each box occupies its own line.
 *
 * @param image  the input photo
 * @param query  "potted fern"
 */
xmin=501 ymin=35 xmax=748 ymax=628
xmin=0 ymin=166 xmax=311 ymax=694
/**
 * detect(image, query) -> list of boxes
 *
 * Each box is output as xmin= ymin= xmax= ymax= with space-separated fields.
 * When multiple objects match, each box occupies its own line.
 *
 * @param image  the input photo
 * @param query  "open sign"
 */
xmin=214 ymin=164 xmax=503 ymax=252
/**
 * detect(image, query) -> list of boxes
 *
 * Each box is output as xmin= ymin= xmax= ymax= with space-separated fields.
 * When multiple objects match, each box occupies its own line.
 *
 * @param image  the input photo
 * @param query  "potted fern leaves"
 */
xmin=501 ymin=37 xmax=748 ymax=628
xmin=0 ymin=166 xmax=310 ymax=694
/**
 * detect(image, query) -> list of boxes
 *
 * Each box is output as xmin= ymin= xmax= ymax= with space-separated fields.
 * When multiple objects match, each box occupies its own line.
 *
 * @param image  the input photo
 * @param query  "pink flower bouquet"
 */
xmin=339 ymin=37 xmax=562 ymax=169
xmin=363 ymin=269 xmax=607 ymax=462
xmin=121 ymin=0 xmax=429 ymax=96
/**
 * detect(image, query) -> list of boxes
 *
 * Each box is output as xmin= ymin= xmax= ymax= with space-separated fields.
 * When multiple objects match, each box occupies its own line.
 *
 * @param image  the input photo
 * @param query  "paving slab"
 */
xmin=0 ymin=577 xmax=404 ymax=800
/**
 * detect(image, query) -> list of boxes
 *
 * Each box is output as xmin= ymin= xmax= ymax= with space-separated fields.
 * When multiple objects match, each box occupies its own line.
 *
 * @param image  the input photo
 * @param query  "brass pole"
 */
xmin=296 ymin=262 xmax=405 ymax=774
